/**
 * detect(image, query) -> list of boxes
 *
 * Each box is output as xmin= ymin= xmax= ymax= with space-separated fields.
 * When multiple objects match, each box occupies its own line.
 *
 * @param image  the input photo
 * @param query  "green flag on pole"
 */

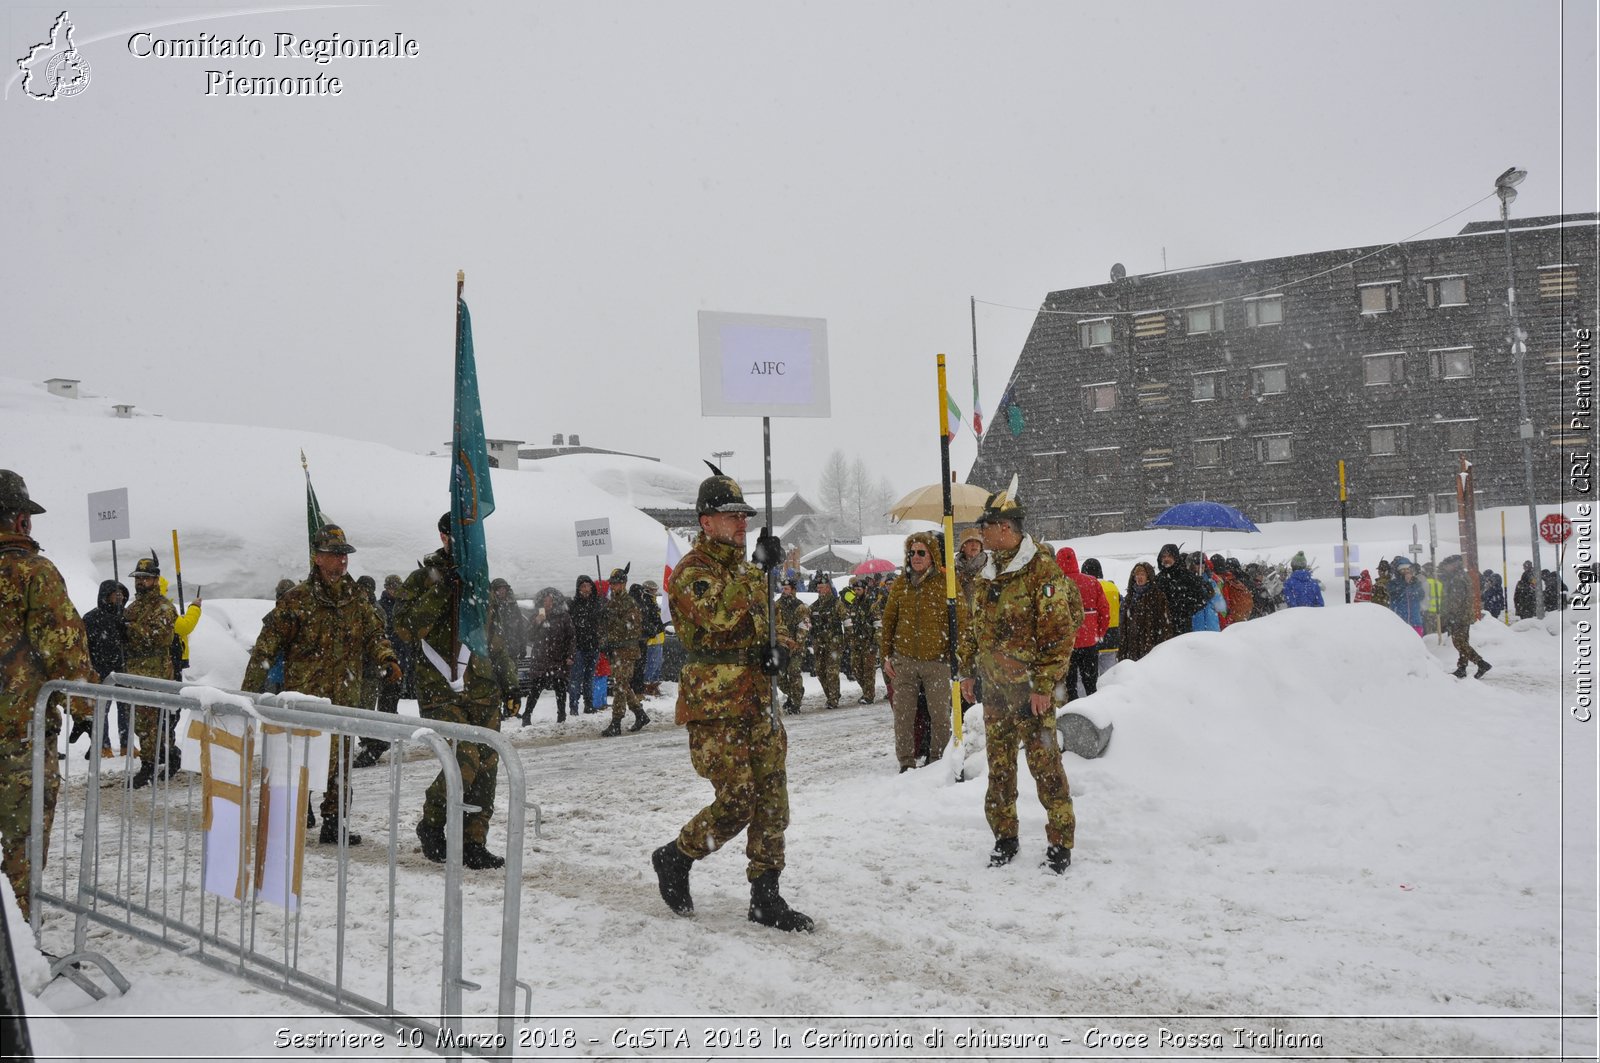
xmin=301 ymin=449 xmax=327 ymax=560
xmin=450 ymin=286 xmax=496 ymax=657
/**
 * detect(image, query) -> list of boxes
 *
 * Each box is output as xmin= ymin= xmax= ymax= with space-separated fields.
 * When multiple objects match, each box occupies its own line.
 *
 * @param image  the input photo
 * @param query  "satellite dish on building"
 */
xmin=1110 ymin=263 xmax=1127 ymax=283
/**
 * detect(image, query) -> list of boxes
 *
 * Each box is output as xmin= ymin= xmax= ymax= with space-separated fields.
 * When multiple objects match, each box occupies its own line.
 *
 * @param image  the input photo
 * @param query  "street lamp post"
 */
xmin=711 ymin=449 xmax=735 ymax=478
xmin=1495 ymin=165 xmax=1544 ymax=620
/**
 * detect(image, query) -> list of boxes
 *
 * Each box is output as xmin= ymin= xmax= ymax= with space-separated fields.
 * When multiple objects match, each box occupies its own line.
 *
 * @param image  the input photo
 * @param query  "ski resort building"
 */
xmin=968 ymin=213 xmax=1598 ymax=539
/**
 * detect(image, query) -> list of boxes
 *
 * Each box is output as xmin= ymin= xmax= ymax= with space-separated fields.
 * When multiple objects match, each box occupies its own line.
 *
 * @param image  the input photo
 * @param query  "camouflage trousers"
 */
xmin=1449 ymin=628 xmax=1486 ymax=669
xmin=982 ymin=682 xmax=1075 ymax=849
xmin=851 ymin=640 xmax=878 ymax=701
xmin=133 ymin=703 xmax=176 ymax=771
xmin=812 ymin=641 xmax=841 ymax=706
xmin=0 ymin=745 xmax=59 ymax=920
xmin=780 ymin=651 xmax=805 ymax=708
xmin=320 ymin=735 xmax=357 ymax=822
xmin=418 ymin=695 xmax=501 ymax=845
xmin=678 ymin=716 xmax=789 ymax=881
xmin=608 ymin=649 xmax=642 ymax=718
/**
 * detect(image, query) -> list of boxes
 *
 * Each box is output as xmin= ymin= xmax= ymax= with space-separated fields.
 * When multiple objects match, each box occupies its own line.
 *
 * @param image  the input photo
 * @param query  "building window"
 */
xmin=1244 ymin=295 xmax=1283 ymax=326
xmin=1250 ymin=364 xmax=1288 ymax=396
xmin=1030 ymin=451 xmax=1064 ymax=481
xmin=1192 ymin=371 xmax=1224 ymax=401
xmin=1079 ymin=318 xmax=1112 ymax=348
xmin=1082 ymin=382 xmax=1118 ymax=412
xmin=1087 ymin=512 xmax=1124 ymax=534
xmin=1363 ymin=352 xmax=1406 ymax=386
xmin=1429 ymin=347 xmax=1474 ymax=380
xmin=1257 ymin=501 xmax=1298 ymax=523
xmin=1254 ymin=434 xmax=1293 ymax=464
xmin=1186 ymin=303 xmax=1225 ymax=334
xmin=1085 ymin=448 xmax=1120 ymax=479
xmin=1372 ymin=496 xmax=1411 ymax=518
xmin=1195 ymin=438 xmax=1226 ymax=468
xmin=1440 ymin=419 xmax=1477 ymax=451
xmin=1368 ymin=424 xmax=1406 ymax=456
xmin=1425 ymin=276 xmax=1467 ymax=307
xmin=1359 ymin=281 xmax=1401 ymax=314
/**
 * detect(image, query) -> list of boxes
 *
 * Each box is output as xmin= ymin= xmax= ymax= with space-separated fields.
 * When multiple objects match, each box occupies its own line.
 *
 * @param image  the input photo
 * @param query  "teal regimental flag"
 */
xmin=301 ymin=449 xmax=327 ymax=560
xmin=450 ymin=296 xmax=496 ymax=657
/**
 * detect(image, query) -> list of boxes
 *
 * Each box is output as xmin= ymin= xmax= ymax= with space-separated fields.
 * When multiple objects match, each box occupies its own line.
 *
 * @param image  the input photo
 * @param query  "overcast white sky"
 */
xmin=5 ymin=0 xmax=1595 ymax=505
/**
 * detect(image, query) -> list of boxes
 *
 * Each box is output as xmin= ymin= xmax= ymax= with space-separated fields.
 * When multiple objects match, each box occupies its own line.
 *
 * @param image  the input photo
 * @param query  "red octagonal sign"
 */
xmin=1540 ymin=513 xmax=1573 ymax=544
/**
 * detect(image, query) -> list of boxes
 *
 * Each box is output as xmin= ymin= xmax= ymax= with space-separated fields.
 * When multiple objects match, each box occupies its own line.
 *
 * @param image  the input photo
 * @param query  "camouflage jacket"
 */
xmin=958 ymin=534 xmax=1083 ymax=697
xmin=774 ymin=595 xmax=810 ymax=652
xmin=667 ymin=533 xmax=770 ymax=725
xmin=601 ymin=589 xmax=642 ymax=651
xmin=880 ymin=566 xmax=960 ymax=662
xmin=842 ymin=590 xmax=879 ymax=645
xmin=124 ymin=583 xmax=177 ymax=679
xmin=0 ymin=532 xmax=94 ymax=743
xmin=807 ymin=593 xmax=844 ymax=648
xmin=241 ymin=573 xmax=397 ymax=707
xmin=392 ymin=549 xmax=512 ymax=705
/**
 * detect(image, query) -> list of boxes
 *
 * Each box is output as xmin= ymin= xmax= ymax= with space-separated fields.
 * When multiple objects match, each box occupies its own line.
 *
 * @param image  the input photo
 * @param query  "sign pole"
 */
xmin=111 ymin=541 xmax=118 ymax=583
xmin=762 ymin=416 xmax=780 ymax=730
xmin=937 ymin=355 xmax=962 ymax=752
xmin=1338 ymin=461 xmax=1350 ymax=602
xmin=1501 ymin=511 xmax=1510 ymax=625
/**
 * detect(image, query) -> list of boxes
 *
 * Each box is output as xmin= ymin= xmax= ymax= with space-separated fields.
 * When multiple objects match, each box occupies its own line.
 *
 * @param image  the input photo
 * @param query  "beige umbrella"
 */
xmin=888 ymin=481 xmax=992 ymax=524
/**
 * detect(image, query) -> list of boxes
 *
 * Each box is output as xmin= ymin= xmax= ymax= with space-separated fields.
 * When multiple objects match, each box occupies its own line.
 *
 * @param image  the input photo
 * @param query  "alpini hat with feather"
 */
xmin=978 ymin=474 xmax=1025 ymax=527
xmin=129 ymin=552 xmax=161 ymax=578
xmin=696 ymin=460 xmax=757 ymax=516
xmin=608 ymin=563 xmax=631 ymax=585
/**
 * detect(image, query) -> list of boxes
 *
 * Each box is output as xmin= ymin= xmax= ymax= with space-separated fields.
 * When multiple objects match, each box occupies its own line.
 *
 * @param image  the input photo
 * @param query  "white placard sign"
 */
xmin=87 ymin=487 xmax=130 ymax=543
xmin=575 ymin=518 xmax=612 ymax=557
xmin=1333 ymin=543 xmax=1359 ymax=578
xmin=697 ymin=310 xmax=831 ymax=418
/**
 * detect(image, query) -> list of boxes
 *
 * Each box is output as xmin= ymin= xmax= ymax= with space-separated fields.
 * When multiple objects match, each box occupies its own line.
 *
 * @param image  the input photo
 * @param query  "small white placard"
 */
xmin=697 ymin=310 xmax=831 ymax=418
xmin=87 ymin=487 xmax=130 ymax=544
xmin=575 ymin=518 xmax=612 ymax=557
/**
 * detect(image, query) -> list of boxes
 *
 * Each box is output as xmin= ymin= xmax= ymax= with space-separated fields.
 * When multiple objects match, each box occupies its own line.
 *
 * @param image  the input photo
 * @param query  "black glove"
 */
xmin=760 ymin=644 xmax=791 ymax=676
xmin=751 ymin=528 xmax=783 ymax=572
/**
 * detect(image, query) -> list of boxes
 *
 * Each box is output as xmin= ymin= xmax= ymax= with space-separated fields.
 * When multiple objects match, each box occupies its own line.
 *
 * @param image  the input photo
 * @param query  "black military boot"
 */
xmin=1044 ymin=845 xmax=1072 ymax=874
xmin=130 ymin=762 xmax=155 ymax=790
xmin=988 ymin=836 xmax=1019 ymax=868
xmin=416 ymin=822 xmax=447 ymax=863
xmin=320 ymin=819 xmax=363 ymax=846
xmin=651 ymin=841 xmax=695 ymax=915
xmin=747 ymin=871 xmax=814 ymax=933
xmin=600 ymin=716 xmax=623 ymax=737
xmin=628 ymin=708 xmax=650 ymax=733
xmin=1475 ymin=661 xmax=1492 ymax=679
xmin=352 ymin=744 xmax=383 ymax=769
xmin=462 ymin=841 xmax=504 ymax=870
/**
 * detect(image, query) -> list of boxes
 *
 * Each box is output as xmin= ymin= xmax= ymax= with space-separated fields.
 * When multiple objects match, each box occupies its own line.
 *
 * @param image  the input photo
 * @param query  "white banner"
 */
xmin=576 ymin=518 xmax=612 ymax=557
xmin=697 ymin=310 xmax=831 ymax=417
xmin=86 ymin=487 xmax=129 ymax=544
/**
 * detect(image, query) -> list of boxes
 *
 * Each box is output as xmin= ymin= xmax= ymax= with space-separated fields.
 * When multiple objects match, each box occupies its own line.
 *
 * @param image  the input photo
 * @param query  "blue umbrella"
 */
xmin=1148 ymin=501 xmax=1261 ymax=533
xmin=1147 ymin=501 xmax=1260 ymax=550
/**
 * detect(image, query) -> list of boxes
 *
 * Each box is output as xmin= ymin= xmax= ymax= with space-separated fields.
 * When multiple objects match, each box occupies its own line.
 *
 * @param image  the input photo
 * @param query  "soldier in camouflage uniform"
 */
xmin=242 ymin=525 xmax=399 ymax=845
xmin=0 ymin=471 xmax=94 ymax=920
xmin=393 ymin=514 xmax=517 ymax=870
xmin=774 ymin=577 xmax=810 ymax=714
xmin=806 ymin=575 xmax=844 ymax=710
xmin=650 ymin=470 xmax=813 ymax=933
xmin=958 ymin=479 xmax=1083 ymax=874
xmin=844 ymin=576 xmax=880 ymax=704
xmin=124 ymin=553 xmax=179 ymax=789
xmin=599 ymin=567 xmax=649 ymax=736
xmin=355 ymin=575 xmax=385 ymax=712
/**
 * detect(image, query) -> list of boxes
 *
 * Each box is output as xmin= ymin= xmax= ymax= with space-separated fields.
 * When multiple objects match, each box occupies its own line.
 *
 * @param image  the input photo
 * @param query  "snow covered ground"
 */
xmin=9 ymin=598 xmax=1595 ymax=1060
xmin=3 ymin=374 xmax=1595 ymax=1060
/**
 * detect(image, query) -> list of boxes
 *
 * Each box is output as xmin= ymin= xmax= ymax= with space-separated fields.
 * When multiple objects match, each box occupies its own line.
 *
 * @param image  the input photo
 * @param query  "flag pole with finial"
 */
xmin=449 ymin=270 xmax=465 ymax=679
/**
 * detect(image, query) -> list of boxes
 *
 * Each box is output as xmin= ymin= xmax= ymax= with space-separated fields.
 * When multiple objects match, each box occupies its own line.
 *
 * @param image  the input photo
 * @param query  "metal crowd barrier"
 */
xmin=29 ymin=674 xmax=535 ymax=1058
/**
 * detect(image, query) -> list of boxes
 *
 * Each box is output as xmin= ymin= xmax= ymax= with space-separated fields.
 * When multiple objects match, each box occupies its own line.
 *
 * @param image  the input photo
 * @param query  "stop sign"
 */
xmin=1540 ymin=513 xmax=1573 ymax=544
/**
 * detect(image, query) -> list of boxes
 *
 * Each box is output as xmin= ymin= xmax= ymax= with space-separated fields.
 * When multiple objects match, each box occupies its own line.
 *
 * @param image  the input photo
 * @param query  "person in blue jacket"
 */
xmin=1282 ymin=552 xmax=1325 ymax=607
xmin=1189 ymin=553 xmax=1226 ymax=632
xmin=1387 ymin=556 xmax=1426 ymax=635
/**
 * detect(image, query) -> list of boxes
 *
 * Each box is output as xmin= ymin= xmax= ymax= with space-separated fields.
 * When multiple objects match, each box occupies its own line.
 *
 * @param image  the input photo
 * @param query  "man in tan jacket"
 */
xmin=880 ymin=531 xmax=957 ymax=772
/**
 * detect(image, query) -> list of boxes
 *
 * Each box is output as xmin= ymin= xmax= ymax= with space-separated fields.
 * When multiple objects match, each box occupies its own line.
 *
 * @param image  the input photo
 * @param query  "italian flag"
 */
xmin=945 ymin=392 xmax=962 ymax=441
